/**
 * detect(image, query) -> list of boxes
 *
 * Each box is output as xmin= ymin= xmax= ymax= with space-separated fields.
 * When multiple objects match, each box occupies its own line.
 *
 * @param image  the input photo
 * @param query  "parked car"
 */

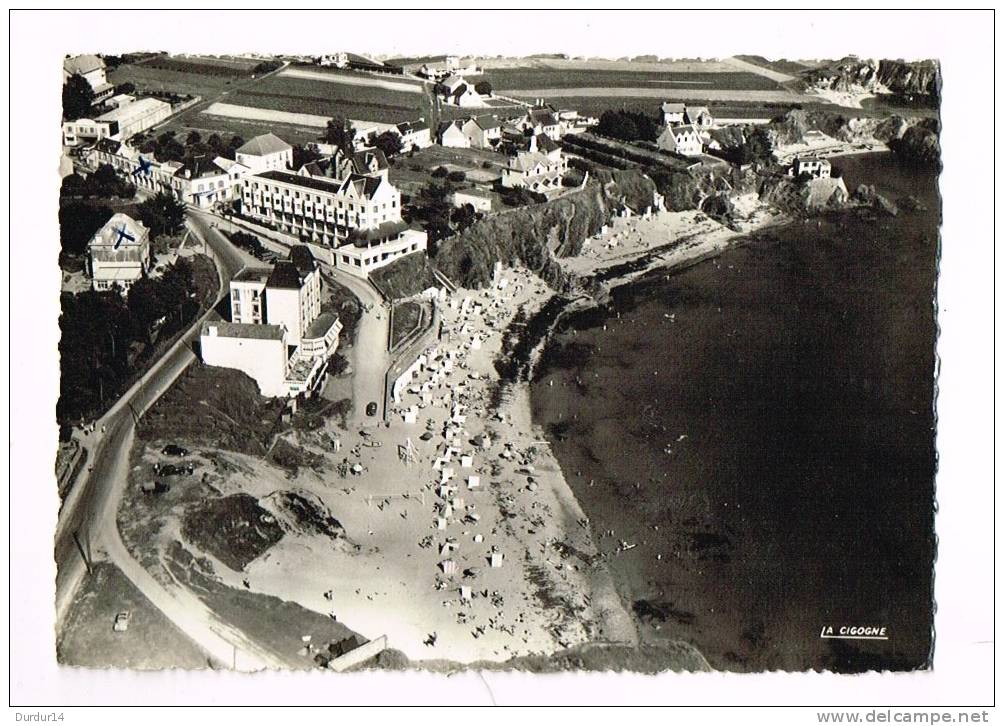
xmin=366 ymin=402 xmax=378 ymax=417
xmin=155 ymin=462 xmax=193 ymax=477
xmin=162 ymin=444 xmax=189 ymax=457
xmin=113 ymin=611 xmax=131 ymax=632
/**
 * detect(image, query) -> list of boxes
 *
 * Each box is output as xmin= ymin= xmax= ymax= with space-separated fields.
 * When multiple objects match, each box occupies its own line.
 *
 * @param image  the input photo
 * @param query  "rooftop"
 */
xmin=304 ymin=311 xmax=340 ymax=340
xmin=256 ymin=170 xmax=343 ymax=194
xmin=64 ymin=54 xmax=105 ymax=76
xmin=237 ymin=132 xmax=293 ymax=157
xmin=233 ymin=267 xmax=272 ymax=283
xmin=96 ymin=97 xmax=171 ymax=124
xmin=92 ymin=213 xmax=149 ymax=247
xmin=267 ymin=260 xmax=305 ymax=290
xmin=203 ymin=321 xmax=285 ymax=341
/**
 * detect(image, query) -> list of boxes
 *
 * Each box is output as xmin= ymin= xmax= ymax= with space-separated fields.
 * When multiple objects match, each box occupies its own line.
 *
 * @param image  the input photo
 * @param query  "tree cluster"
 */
xmin=135 ymin=130 xmax=245 ymax=164
xmin=324 ymin=116 xmax=356 ymax=153
xmin=136 ymin=192 xmax=186 ymax=240
xmin=372 ymin=130 xmax=403 ymax=159
xmin=596 ymin=109 xmax=660 ymax=142
xmin=62 ymin=74 xmax=94 ymax=121
xmin=225 ymin=230 xmax=269 ymax=259
xmin=61 ymin=164 xmax=136 ymax=200
xmin=58 ymin=257 xmax=202 ymax=424
xmin=402 ymin=181 xmax=485 ymax=247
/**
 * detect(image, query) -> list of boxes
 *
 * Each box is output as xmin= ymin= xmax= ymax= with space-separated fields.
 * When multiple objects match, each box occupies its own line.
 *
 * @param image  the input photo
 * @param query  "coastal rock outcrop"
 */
xmin=800 ymin=57 xmax=941 ymax=101
xmin=432 ymin=170 xmax=657 ymax=290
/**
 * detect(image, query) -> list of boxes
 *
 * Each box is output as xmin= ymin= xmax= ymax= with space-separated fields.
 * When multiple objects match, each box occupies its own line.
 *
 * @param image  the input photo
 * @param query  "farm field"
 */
xmin=143 ymin=54 xmax=260 ymax=76
xmin=108 ymin=62 xmax=242 ymax=97
xmin=162 ymin=112 xmax=324 ymax=147
xmin=280 ymin=67 xmax=425 ymax=93
xmin=227 ymin=72 xmax=428 ymax=124
xmin=477 ymin=57 xmax=746 ymax=73
xmin=733 ymin=55 xmax=820 ymax=76
xmin=486 ymin=68 xmax=786 ymax=91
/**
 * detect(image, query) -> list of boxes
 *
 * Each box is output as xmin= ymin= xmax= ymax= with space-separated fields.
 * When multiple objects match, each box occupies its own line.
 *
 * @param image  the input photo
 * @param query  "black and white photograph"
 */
xmin=7 ymin=7 xmax=996 ymax=717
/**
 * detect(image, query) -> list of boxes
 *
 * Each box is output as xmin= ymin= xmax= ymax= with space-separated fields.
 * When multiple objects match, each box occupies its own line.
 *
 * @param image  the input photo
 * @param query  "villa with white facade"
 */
xmin=657 ymin=124 xmax=704 ymax=157
xmin=88 ymin=213 xmax=151 ymax=292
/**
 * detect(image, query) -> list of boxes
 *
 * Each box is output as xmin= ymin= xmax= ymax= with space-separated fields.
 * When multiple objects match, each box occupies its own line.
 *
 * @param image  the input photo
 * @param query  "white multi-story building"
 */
xmin=88 ymin=213 xmax=151 ymax=292
xmin=238 ymin=169 xmax=402 ymax=245
xmin=235 ymin=133 xmax=293 ymax=174
xmin=334 ymin=227 xmax=428 ymax=278
xmin=201 ymin=246 xmax=342 ymax=397
xmin=62 ymin=96 xmax=173 ymax=147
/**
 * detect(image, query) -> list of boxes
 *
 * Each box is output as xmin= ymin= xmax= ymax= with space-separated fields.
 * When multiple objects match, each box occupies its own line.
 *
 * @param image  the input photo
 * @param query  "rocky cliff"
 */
xmin=432 ymin=169 xmax=657 ymax=290
xmin=801 ymin=57 xmax=941 ymax=100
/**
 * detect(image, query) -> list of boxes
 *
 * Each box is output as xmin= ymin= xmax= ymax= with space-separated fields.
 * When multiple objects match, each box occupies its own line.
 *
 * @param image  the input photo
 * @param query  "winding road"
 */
xmin=54 ymin=210 xmax=285 ymax=670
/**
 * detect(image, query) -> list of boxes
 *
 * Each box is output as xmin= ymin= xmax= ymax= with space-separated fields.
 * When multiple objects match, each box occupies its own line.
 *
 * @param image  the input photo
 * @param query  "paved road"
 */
xmin=320 ymin=269 xmax=390 ymax=424
xmin=53 ymin=211 xmax=283 ymax=669
xmin=210 ymin=210 xmax=391 ymax=423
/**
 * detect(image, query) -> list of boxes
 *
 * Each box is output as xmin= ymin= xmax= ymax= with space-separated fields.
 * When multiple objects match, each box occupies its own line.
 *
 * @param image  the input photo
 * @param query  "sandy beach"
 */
xmin=186 ymin=266 xmax=639 ymax=664
xmin=560 ymin=194 xmax=786 ymax=284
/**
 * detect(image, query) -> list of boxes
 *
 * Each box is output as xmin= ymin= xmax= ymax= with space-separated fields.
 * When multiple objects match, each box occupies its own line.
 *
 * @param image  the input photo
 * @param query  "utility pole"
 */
xmin=72 ymin=529 xmax=92 ymax=576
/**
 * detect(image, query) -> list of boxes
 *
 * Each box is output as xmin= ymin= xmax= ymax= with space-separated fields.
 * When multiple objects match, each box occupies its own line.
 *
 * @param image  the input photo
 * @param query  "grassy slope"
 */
xmin=57 ymin=562 xmax=210 ymax=669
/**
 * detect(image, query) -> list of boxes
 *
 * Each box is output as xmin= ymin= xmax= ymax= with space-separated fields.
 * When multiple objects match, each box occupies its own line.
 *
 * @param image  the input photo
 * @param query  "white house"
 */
xmin=201 ymin=246 xmax=342 ymax=397
xmin=684 ymin=105 xmax=714 ymax=131
xmin=500 ymin=149 xmax=568 ymax=192
xmin=201 ymin=322 xmax=291 ymax=397
xmin=657 ymin=125 xmax=704 ymax=157
xmin=438 ymin=120 xmax=471 ymax=149
xmin=395 ymin=120 xmax=433 ymax=151
xmin=461 ymin=115 xmax=502 ymax=149
xmin=791 ymin=156 xmax=832 ymax=179
xmin=438 ymin=75 xmax=485 ymax=108
xmin=236 ymin=133 xmax=294 ymax=174
xmin=452 ymin=188 xmax=493 ymax=213
xmin=63 ymin=54 xmax=115 ymax=105
xmin=661 ymin=102 xmax=686 ymax=126
xmin=661 ymin=103 xmax=714 ymax=130
xmin=88 ymin=213 xmax=151 ymax=292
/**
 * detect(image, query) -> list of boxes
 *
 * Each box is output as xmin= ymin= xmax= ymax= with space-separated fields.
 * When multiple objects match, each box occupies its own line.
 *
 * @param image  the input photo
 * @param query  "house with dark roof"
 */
xmin=395 ymin=119 xmax=433 ymax=151
xmin=437 ymin=75 xmax=486 ymax=108
xmin=459 ymin=115 xmax=502 ymax=149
